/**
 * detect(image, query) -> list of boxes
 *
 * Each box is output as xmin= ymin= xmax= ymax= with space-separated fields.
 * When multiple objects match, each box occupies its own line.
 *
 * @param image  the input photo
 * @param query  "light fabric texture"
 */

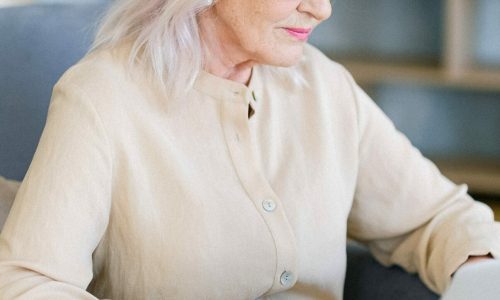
xmin=0 ymin=43 xmax=499 ymax=299
xmin=0 ymin=177 xmax=20 ymax=230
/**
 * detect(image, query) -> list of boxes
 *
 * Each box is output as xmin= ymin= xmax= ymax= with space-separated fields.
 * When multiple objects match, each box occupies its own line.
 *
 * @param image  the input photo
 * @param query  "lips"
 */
xmin=283 ymin=27 xmax=312 ymax=41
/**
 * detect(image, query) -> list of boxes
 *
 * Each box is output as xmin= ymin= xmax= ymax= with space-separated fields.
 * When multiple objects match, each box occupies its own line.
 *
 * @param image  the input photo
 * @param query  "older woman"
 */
xmin=0 ymin=0 xmax=498 ymax=299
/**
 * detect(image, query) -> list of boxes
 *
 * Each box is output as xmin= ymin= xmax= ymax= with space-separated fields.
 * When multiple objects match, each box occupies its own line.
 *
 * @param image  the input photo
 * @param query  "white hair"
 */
xmin=91 ymin=0 xmax=214 ymax=99
xmin=91 ymin=0 xmax=305 ymax=100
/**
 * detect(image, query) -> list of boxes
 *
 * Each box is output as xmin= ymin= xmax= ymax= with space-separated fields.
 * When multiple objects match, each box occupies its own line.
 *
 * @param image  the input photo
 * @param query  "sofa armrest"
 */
xmin=345 ymin=243 xmax=439 ymax=300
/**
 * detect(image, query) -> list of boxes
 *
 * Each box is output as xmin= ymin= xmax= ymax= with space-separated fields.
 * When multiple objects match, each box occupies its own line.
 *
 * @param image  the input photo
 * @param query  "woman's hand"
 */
xmin=463 ymin=254 xmax=494 ymax=264
xmin=453 ymin=253 xmax=494 ymax=277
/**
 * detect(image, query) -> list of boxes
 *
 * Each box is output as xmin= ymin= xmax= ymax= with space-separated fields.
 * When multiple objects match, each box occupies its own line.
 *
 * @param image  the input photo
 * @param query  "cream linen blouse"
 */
xmin=1 ymin=44 xmax=499 ymax=300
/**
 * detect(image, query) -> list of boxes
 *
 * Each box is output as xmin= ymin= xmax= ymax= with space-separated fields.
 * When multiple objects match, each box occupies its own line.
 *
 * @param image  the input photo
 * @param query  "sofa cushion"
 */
xmin=345 ymin=242 xmax=439 ymax=300
xmin=0 ymin=2 xmax=110 ymax=180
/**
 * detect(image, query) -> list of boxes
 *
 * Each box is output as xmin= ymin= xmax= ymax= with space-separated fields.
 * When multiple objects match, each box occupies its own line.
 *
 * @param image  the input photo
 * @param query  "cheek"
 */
xmin=269 ymin=0 xmax=302 ymax=21
xmin=225 ymin=0 xmax=300 ymax=44
xmin=222 ymin=0 xmax=304 ymax=64
xmin=234 ymin=19 xmax=276 ymax=53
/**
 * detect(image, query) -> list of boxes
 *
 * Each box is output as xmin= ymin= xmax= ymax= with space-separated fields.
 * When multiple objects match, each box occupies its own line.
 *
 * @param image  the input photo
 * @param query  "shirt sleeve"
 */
xmin=345 ymin=73 xmax=500 ymax=294
xmin=0 ymin=80 xmax=112 ymax=299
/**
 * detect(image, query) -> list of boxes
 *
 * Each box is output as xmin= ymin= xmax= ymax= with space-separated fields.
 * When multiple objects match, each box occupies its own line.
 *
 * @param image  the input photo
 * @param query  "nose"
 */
xmin=298 ymin=0 xmax=332 ymax=22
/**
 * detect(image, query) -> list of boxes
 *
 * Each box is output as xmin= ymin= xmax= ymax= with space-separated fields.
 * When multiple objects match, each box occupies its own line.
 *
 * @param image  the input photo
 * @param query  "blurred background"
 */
xmin=1 ymin=0 xmax=499 ymax=216
xmin=309 ymin=0 xmax=500 ymax=217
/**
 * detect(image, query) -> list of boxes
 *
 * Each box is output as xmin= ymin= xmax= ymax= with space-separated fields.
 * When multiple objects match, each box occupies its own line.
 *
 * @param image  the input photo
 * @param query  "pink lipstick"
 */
xmin=284 ymin=27 xmax=312 ymax=41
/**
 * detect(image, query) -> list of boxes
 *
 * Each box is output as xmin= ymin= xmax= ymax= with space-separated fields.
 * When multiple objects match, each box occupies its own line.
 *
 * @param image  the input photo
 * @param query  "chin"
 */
xmin=264 ymin=46 xmax=305 ymax=67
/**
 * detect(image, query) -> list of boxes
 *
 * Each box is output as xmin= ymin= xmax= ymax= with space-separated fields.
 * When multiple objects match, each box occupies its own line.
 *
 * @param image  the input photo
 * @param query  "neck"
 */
xmin=198 ymin=10 xmax=256 ymax=85
xmin=205 ymin=57 xmax=254 ymax=86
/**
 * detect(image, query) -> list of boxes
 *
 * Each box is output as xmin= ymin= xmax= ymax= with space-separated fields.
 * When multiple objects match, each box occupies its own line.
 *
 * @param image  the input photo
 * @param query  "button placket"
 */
xmin=221 ymin=96 xmax=298 ymax=294
xmin=247 ymin=90 xmax=257 ymax=120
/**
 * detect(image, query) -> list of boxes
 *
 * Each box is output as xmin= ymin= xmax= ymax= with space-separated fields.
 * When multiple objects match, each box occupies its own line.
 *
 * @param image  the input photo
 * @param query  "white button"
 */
xmin=262 ymin=199 xmax=276 ymax=212
xmin=280 ymin=271 xmax=294 ymax=287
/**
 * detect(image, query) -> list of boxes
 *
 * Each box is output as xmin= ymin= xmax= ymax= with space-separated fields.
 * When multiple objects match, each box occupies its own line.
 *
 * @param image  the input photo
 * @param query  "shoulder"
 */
xmin=51 ymin=42 xmax=161 ymax=117
xmin=54 ymin=43 xmax=135 ymax=98
xmin=301 ymin=44 xmax=352 ymax=79
xmin=267 ymin=43 xmax=360 ymax=97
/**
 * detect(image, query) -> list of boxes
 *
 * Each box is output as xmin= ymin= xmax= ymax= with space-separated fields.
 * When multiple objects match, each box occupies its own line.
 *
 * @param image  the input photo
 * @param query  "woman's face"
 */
xmin=204 ymin=0 xmax=332 ymax=67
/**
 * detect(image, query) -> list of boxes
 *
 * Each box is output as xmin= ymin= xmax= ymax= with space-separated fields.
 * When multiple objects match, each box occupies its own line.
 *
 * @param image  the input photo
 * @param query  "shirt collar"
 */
xmin=194 ymin=66 xmax=263 ymax=104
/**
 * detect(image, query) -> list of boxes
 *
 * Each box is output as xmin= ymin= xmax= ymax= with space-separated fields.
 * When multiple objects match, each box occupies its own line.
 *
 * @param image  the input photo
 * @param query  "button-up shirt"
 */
xmin=1 ymin=44 xmax=499 ymax=300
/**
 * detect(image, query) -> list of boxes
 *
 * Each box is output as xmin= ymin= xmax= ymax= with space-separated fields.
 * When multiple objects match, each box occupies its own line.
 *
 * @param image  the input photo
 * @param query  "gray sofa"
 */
xmin=0 ymin=3 xmax=438 ymax=299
